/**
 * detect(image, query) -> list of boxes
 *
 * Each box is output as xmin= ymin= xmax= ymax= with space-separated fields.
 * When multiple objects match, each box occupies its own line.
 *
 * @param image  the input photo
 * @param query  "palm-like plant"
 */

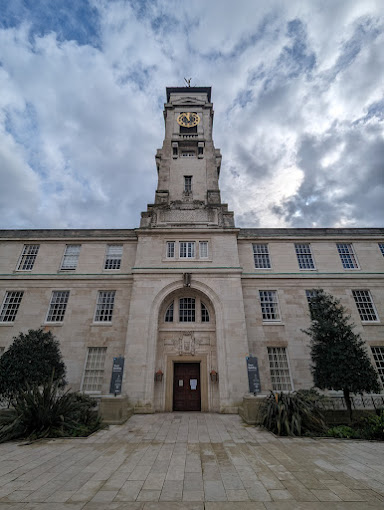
xmin=260 ymin=389 xmax=326 ymax=436
xmin=0 ymin=376 xmax=100 ymax=443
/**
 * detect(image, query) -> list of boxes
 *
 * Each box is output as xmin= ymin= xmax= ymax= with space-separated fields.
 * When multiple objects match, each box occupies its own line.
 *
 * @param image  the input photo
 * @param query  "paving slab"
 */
xmin=0 ymin=413 xmax=383 ymax=509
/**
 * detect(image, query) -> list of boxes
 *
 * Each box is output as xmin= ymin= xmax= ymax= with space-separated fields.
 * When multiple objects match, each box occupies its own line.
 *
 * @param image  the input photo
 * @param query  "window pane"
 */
xmin=259 ymin=290 xmax=280 ymax=321
xmin=104 ymin=245 xmax=122 ymax=269
xmin=94 ymin=291 xmax=116 ymax=322
xmin=253 ymin=244 xmax=271 ymax=269
xmin=337 ymin=243 xmax=359 ymax=269
xmin=0 ymin=291 xmax=24 ymax=322
xmin=61 ymin=245 xmax=81 ymax=270
xmin=179 ymin=298 xmax=195 ymax=322
xmin=167 ymin=242 xmax=175 ymax=258
xmin=165 ymin=302 xmax=174 ymax=322
xmin=371 ymin=347 xmax=384 ymax=386
xmin=379 ymin=243 xmax=384 ymax=257
xmin=268 ymin=347 xmax=293 ymax=391
xmin=352 ymin=290 xmax=378 ymax=321
xmin=47 ymin=291 xmax=69 ymax=322
xmin=184 ymin=176 xmax=192 ymax=192
xmin=179 ymin=242 xmax=195 ymax=258
xmin=199 ymin=241 xmax=208 ymax=258
xmin=295 ymin=244 xmax=315 ymax=269
xmin=201 ymin=302 xmax=210 ymax=322
xmin=82 ymin=347 xmax=107 ymax=392
xmin=18 ymin=245 xmax=39 ymax=270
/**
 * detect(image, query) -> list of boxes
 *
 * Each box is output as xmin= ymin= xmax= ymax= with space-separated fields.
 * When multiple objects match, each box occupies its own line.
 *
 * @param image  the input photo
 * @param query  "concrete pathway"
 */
xmin=0 ymin=413 xmax=383 ymax=509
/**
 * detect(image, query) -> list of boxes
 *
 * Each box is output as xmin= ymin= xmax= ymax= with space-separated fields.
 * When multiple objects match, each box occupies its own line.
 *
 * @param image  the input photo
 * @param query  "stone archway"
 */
xmin=154 ymin=288 xmax=219 ymax=412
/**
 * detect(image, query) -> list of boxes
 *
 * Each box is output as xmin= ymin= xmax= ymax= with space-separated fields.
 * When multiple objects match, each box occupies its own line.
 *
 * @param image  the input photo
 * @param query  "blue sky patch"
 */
xmin=0 ymin=0 xmax=101 ymax=48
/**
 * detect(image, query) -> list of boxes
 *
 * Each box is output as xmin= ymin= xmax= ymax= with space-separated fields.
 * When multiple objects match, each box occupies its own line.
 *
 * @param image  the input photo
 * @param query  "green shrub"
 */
xmin=0 ymin=377 xmax=101 ymax=443
xmin=327 ymin=425 xmax=359 ymax=439
xmin=0 ymin=329 xmax=66 ymax=405
xmin=260 ymin=389 xmax=327 ymax=436
xmin=357 ymin=411 xmax=384 ymax=440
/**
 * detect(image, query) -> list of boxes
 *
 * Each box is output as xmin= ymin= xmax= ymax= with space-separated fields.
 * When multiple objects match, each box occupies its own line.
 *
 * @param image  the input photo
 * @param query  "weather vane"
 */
xmin=184 ymin=77 xmax=192 ymax=87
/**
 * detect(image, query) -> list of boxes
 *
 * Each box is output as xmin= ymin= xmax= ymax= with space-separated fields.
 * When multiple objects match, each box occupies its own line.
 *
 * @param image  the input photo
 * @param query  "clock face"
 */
xmin=177 ymin=112 xmax=200 ymax=128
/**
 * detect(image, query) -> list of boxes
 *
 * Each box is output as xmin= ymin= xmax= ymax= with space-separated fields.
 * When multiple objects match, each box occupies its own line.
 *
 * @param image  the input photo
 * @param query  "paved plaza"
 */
xmin=0 ymin=413 xmax=383 ymax=509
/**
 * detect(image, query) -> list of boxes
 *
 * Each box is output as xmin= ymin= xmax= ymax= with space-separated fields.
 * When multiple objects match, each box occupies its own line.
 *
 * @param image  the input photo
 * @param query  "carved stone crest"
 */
xmin=172 ymin=332 xmax=196 ymax=356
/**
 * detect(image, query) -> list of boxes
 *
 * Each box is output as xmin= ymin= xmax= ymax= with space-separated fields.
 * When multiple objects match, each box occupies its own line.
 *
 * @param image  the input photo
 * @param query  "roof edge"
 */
xmin=166 ymin=87 xmax=211 ymax=102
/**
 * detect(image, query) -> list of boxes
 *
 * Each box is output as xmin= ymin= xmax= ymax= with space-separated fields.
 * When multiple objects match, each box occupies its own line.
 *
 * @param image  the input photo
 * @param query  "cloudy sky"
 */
xmin=0 ymin=0 xmax=383 ymax=230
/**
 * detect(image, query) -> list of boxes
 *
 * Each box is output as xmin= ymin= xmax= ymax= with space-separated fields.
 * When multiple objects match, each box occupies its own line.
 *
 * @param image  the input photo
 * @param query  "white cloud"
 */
xmin=0 ymin=0 xmax=382 ymax=229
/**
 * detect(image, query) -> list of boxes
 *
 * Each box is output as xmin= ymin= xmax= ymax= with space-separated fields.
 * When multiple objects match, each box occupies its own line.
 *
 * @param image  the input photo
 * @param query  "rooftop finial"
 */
xmin=184 ymin=77 xmax=192 ymax=87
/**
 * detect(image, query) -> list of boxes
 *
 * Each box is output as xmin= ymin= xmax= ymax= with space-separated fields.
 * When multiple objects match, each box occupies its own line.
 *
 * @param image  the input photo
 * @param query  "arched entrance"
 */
xmin=154 ymin=288 xmax=219 ymax=412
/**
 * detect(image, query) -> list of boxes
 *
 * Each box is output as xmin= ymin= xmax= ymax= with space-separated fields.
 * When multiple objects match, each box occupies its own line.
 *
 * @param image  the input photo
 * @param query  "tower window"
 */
xmin=184 ymin=176 xmax=192 ymax=192
xmin=167 ymin=241 xmax=175 ymax=258
xmin=199 ymin=241 xmax=208 ymax=258
xmin=180 ymin=125 xmax=197 ymax=134
xmin=179 ymin=242 xmax=195 ymax=258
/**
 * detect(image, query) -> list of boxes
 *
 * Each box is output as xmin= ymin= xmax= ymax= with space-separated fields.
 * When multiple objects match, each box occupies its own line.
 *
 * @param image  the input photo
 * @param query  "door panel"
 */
xmin=173 ymin=363 xmax=201 ymax=411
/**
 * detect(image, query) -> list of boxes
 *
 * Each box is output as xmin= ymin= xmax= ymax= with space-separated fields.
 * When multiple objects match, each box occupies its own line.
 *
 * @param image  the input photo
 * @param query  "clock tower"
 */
xmin=140 ymin=87 xmax=235 ymax=228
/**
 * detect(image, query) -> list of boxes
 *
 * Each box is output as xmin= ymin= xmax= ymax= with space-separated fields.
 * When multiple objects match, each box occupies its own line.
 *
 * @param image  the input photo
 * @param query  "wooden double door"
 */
xmin=173 ymin=363 xmax=201 ymax=411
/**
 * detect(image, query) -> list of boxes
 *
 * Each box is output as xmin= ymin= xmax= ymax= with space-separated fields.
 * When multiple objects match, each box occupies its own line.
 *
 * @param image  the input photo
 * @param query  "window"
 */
xmin=259 ymin=291 xmax=280 ymax=321
xmin=179 ymin=298 xmax=195 ymax=322
xmin=104 ymin=245 xmax=122 ymax=270
xmin=0 ymin=291 xmax=24 ymax=322
xmin=46 ymin=291 xmax=69 ymax=322
xmin=61 ymin=245 xmax=81 ymax=270
xmin=268 ymin=347 xmax=293 ymax=391
xmin=352 ymin=290 xmax=379 ymax=322
xmin=181 ymin=152 xmax=195 ymax=157
xmin=165 ymin=302 xmax=174 ymax=322
xmin=82 ymin=347 xmax=107 ymax=392
xmin=17 ymin=245 xmax=39 ymax=271
xmin=337 ymin=243 xmax=359 ymax=269
xmin=295 ymin=243 xmax=315 ymax=269
xmin=305 ymin=289 xmax=319 ymax=303
xmin=167 ymin=242 xmax=175 ymax=258
xmin=184 ymin=176 xmax=192 ymax=192
xmin=379 ymin=243 xmax=384 ymax=257
xmin=253 ymin=244 xmax=271 ymax=269
xmin=201 ymin=302 xmax=210 ymax=322
xmin=371 ymin=347 xmax=384 ymax=386
xmin=94 ymin=291 xmax=116 ymax=322
xmin=180 ymin=125 xmax=197 ymax=134
xmin=199 ymin=241 xmax=208 ymax=258
xmin=179 ymin=241 xmax=195 ymax=258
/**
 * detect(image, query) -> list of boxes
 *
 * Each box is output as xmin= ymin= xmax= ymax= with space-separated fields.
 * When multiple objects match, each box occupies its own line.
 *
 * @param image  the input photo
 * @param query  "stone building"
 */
xmin=0 ymin=87 xmax=383 ymax=415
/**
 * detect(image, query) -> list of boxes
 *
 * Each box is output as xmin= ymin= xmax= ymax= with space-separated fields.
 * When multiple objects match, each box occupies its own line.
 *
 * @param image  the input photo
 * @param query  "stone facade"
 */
xmin=0 ymin=87 xmax=383 ymax=414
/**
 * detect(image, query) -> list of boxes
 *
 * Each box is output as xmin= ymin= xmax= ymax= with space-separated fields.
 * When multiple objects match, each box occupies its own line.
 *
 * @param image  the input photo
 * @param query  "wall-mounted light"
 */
xmin=210 ymin=370 xmax=218 ymax=382
xmin=155 ymin=370 xmax=163 ymax=382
